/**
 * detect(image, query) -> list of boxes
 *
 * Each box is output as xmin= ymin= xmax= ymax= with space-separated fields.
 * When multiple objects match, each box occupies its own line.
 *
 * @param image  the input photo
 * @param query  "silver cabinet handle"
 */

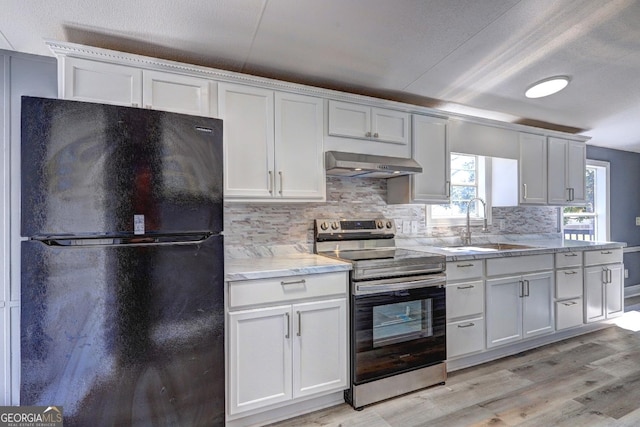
xmin=278 ymin=171 xmax=283 ymax=195
xmin=607 ymin=268 xmax=612 ymax=284
xmin=296 ymin=311 xmax=301 ymax=336
xmin=457 ymin=284 xmax=475 ymax=289
xmin=456 ymin=263 xmax=474 ymax=268
xmin=285 ymin=312 xmax=290 ymax=339
xmin=281 ymin=279 xmax=306 ymax=286
xmin=457 ymin=323 xmax=475 ymax=328
xmin=268 ymin=171 xmax=273 ymax=194
xmin=519 ymin=280 xmax=524 ymax=297
xmin=566 ymin=188 xmax=571 ymax=202
xmin=602 ymin=267 xmax=608 ymax=284
xmin=564 ymin=271 xmax=578 ymax=275
xmin=562 ymin=301 xmax=578 ymax=306
xmin=525 ymin=279 xmax=530 ymax=297
xmin=523 ymin=183 xmax=528 ymax=200
xmin=564 ymin=252 xmax=578 ymax=257
xmin=365 ymin=131 xmax=372 ymax=137
xmin=570 ymin=188 xmax=575 ymax=201
xmin=601 ymin=251 xmax=613 ymax=255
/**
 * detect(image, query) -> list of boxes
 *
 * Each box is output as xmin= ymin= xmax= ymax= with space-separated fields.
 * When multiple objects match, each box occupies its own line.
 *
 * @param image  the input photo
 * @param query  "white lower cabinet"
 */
xmin=445 ymin=261 xmax=485 ymax=359
xmin=227 ymin=272 xmax=348 ymax=418
xmin=486 ymin=271 xmax=554 ymax=348
xmin=584 ymin=264 xmax=624 ymax=322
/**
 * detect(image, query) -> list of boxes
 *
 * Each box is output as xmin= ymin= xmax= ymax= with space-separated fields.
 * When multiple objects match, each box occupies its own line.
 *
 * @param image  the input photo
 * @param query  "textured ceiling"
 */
xmin=3 ymin=0 xmax=640 ymax=151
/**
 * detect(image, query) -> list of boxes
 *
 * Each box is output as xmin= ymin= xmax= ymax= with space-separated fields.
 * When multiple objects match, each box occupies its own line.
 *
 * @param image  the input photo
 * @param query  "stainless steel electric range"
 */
xmin=314 ymin=218 xmax=447 ymax=409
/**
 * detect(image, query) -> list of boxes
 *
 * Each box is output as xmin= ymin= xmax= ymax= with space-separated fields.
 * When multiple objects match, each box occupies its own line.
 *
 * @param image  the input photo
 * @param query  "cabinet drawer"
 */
xmin=555 ymin=268 xmax=583 ymax=299
xmin=229 ymin=272 xmax=347 ymax=308
xmin=584 ymin=248 xmax=623 ymax=266
xmin=447 ymin=260 xmax=484 ymax=281
xmin=555 ymin=298 xmax=583 ymax=330
xmin=447 ymin=317 xmax=485 ymax=358
xmin=555 ymin=251 xmax=582 ymax=268
xmin=446 ymin=280 xmax=484 ymax=319
xmin=486 ymin=254 xmax=553 ymax=277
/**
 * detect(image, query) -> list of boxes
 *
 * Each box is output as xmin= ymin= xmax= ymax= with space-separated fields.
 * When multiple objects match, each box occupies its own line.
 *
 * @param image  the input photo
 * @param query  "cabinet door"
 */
xmin=566 ymin=140 xmax=587 ymax=205
xmin=522 ymin=272 xmax=554 ymax=339
xmin=584 ymin=266 xmax=606 ymax=323
xmin=371 ymin=107 xmax=410 ymax=145
xmin=519 ymin=133 xmax=547 ymax=204
xmin=486 ymin=276 xmax=523 ymax=348
xmin=328 ymin=100 xmax=370 ymax=139
xmin=605 ymin=264 xmax=624 ymax=318
xmin=62 ymin=57 xmax=142 ymax=106
xmin=547 ymin=137 xmax=569 ymax=205
xmin=292 ymin=299 xmax=347 ymax=398
xmin=274 ymin=93 xmax=325 ymax=200
xmin=142 ymin=70 xmax=211 ymax=116
xmin=411 ymin=115 xmax=450 ymax=203
xmin=219 ymin=83 xmax=274 ymax=199
xmin=228 ymin=305 xmax=292 ymax=415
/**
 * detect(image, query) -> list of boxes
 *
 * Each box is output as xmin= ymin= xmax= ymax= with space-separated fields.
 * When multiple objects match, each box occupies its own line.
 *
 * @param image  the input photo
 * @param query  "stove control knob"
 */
xmin=386 ymin=221 xmax=393 ymax=229
xmin=320 ymin=221 xmax=329 ymax=230
xmin=331 ymin=222 xmax=339 ymax=230
xmin=376 ymin=220 xmax=384 ymax=229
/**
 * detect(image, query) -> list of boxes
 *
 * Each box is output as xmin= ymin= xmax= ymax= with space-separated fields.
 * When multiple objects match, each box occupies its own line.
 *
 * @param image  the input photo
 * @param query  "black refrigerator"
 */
xmin=20 ymin=96 xmax=225 ymax=426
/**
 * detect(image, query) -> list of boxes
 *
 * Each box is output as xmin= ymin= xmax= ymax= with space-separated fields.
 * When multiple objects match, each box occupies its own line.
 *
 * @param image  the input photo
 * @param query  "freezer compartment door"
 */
xmin=21 ymin=235 xmax=224 ymax=426
xmin=21 ymin=96 xmax=223 ymax=237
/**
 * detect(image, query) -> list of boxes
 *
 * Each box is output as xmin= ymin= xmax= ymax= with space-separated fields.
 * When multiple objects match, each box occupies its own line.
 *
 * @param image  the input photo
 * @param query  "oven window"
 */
xmin=372 ymin=298 xmax=433 ymax=347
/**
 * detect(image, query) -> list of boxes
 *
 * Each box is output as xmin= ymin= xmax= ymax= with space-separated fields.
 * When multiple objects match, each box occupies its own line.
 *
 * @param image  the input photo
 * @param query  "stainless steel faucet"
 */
xmin=460 ymin=197 xmax=488 ymax=246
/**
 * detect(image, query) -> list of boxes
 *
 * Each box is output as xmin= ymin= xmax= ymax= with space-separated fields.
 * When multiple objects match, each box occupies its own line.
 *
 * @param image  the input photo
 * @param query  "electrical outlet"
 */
xmin=625 ymin=269 xmax=629 ymax=279
xmin=411 ymin=220 xmax=418 ymax=234
xmin=636 ymin=217 xmax=640 ymax=226
xmin=402 ymin=220 xmax=411 ymax=234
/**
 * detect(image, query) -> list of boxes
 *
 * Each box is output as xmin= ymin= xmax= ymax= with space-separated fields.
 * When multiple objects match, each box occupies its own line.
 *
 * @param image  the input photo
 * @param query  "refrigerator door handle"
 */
xmin=36 ymin=232 xmax=215 ymax=248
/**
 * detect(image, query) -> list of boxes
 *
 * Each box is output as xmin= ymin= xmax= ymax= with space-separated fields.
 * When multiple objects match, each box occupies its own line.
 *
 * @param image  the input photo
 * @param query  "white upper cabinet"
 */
xmin=62 ymin=57 xmax=143 ymax=107
xmin=219 ymin=83 xmax=325 ymax=202
xmin=142 ymin=69 xmax=211 ymax=116
xmin=61 ymin=57 xmax=213 ymax=117
xmin=519 ymin=132 xmax=547 ymax=205
xmin=387 ymin=115 xmax=449 ymax=204
xmin=547 ymin=137 xmax=586 ymax=205
xmin=328 ymin=100 xmax=409 ymax=145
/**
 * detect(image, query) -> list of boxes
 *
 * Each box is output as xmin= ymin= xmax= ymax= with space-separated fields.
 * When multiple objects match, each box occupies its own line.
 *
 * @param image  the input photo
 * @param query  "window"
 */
xmin=563 ymin=160 xmax=609 ymax=241
xmin=428 ymin=153 xmax=491 ymax=225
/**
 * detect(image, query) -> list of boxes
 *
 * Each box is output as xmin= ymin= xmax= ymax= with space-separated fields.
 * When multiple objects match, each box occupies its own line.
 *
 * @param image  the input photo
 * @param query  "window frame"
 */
xmin=562 ymin=159 xmax=610 ymax=241
xmin=427 ymin=153 xmax=493 ymax=227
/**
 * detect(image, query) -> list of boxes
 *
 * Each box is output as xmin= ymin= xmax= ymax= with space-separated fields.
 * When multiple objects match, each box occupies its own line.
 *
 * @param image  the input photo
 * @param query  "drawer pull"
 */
xmin=564 ymin=271 xmax=578 ymax=275
xmin=457 ymin=285 xmax=475 ymax=290
xmin=456 ymin=263 xmax=475 ymax=268
xmin=562 ymin=301 xmax=578 ymax=306
xmin=281 ymin=279 xmax=306 ymax=286
xmin=457 ymin=323 xmax=475 ymax=328
xmin=600 ymin=251 xmax=613 ymax=255
xmin=564 ymin=253 xmax=578 ymax=257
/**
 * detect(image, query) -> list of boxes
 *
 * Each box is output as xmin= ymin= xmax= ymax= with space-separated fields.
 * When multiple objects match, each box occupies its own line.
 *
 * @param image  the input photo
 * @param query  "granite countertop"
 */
xmin=398 ymin=238 xmax=627 ymax=262
xmin=225 ymin=253 xmax=352 ymax=282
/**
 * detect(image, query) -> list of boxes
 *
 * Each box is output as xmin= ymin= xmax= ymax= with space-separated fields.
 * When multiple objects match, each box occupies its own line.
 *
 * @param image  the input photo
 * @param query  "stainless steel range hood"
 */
xmin=325 ymin=151 xmax=422 ymax=178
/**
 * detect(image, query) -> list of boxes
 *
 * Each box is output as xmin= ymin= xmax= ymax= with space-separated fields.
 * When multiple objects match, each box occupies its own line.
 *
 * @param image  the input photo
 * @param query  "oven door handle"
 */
xmin=356 ymin=276 xmax=445 ymax=293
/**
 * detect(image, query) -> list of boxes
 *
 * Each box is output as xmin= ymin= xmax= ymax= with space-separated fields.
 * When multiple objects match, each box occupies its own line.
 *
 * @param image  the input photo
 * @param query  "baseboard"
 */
xmin=625 ymin=284 xmax=640 ymax=298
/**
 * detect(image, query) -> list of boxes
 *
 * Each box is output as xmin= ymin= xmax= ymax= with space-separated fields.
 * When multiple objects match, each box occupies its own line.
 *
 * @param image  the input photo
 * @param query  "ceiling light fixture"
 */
xmin=525 ymin=76 xmax=570 ymax=99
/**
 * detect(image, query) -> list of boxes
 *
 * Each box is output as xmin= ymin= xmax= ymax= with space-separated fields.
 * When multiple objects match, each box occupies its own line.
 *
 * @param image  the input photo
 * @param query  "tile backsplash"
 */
xmin=224 ymin=177 xmax=560 ymax=251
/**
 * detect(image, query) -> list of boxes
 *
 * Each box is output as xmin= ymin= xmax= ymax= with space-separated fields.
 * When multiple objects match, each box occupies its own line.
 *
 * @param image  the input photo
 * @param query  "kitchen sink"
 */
xmin=440 ymin=243 xmax=540 ymax=252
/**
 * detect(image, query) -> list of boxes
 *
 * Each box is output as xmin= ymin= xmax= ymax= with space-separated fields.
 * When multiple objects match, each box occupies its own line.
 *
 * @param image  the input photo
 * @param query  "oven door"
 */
xmin=352 ymin=275 xmax=446 ymax=385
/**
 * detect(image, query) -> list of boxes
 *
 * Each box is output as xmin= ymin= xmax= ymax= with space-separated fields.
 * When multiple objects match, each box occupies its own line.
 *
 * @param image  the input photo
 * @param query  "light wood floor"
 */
xmin=270 ymin=297 xmax=640 ymax=426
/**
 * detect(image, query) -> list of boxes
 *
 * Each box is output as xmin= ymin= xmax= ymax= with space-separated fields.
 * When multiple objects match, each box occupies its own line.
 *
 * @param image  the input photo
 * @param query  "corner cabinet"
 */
xmin=519 ymin=132 xmax=547 ymax=205
xmin=387 ymin=115 xmax=450 ymax=204
xmin=227 ymin=272 xmax=348 ymax=418
xmin=59 ymin=57 xmax=213 ymax=116
xmin=547 ymin=137 xmax=586 ymax=205
xmin=219 ymin=83 xmax=325 ymax=202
